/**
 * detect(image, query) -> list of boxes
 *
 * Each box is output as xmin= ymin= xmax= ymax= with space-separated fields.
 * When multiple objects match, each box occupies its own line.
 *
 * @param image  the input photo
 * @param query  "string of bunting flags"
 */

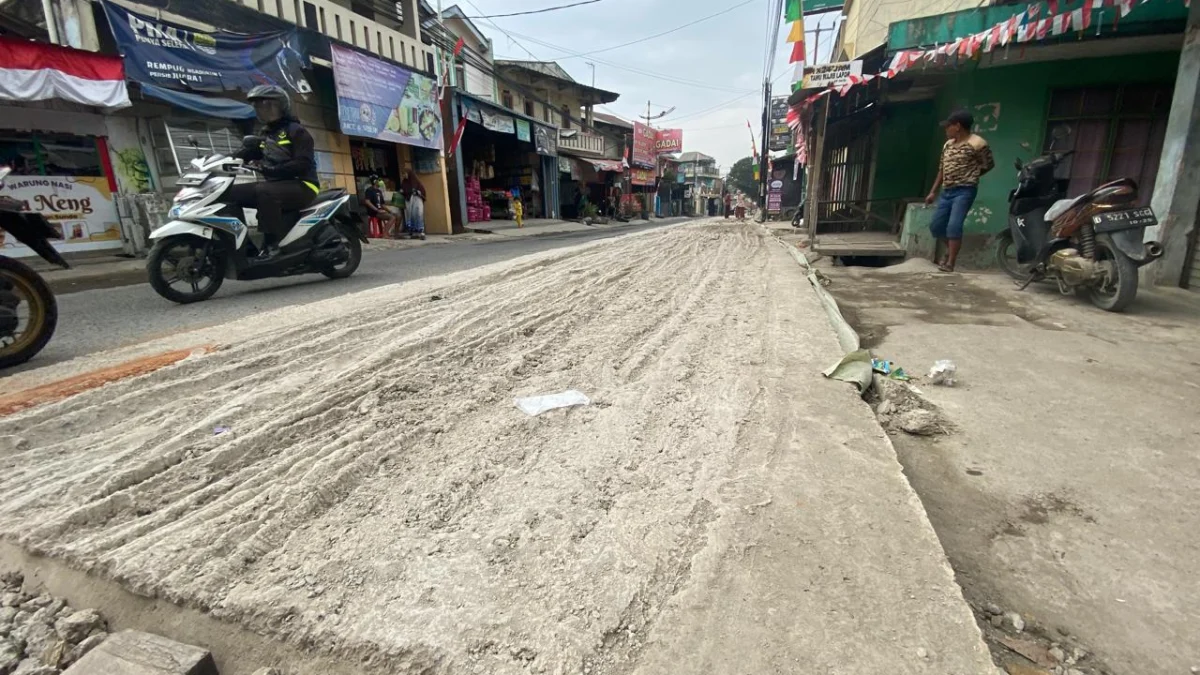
xmin=866 ymin=0 xmax=1166 ymax=97
xmin=783 ymin=0 xmax=1174 ymax=165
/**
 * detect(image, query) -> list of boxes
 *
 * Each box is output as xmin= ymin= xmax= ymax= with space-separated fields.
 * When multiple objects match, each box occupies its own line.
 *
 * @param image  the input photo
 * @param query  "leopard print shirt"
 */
xmin=940 ymin=135 xmax=995 ymax=187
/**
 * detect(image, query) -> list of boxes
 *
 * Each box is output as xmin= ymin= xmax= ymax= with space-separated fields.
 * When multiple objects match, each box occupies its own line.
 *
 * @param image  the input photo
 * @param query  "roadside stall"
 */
xmin=457 ymin=93 xmax=557 ymax=225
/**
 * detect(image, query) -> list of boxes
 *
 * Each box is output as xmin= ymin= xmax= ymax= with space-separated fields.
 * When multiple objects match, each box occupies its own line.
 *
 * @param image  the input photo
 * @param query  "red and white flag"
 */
xmin=0 ymin=36 xmax=129 ymax=108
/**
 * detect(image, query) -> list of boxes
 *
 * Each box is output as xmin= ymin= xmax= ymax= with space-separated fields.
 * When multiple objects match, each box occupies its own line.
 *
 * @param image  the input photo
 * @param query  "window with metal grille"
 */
xmin=1043 ymin=84 xmax=1172 ymax=206
xmin=502 ymin=90 xmax=514 ymax=109
xmin=525 ymin=99 xmax=535 ymax=117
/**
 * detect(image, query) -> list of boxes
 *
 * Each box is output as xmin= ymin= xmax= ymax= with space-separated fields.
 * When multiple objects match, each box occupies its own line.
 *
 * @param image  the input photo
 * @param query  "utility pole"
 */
xmin=586 ymin=62 xmax=595 ymax=88
xmin=758 ymin=82 xmax=771 ymax=216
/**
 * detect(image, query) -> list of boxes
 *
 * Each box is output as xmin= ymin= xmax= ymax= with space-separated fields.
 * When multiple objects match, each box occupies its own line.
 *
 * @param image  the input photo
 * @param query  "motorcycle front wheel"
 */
xmin=148 ymin=235 xmax=227 ymax=304
xmin=0 ymin=256 xmax=58 ymax=369
xmin=1087 ymin=234 xmax=1138 ymax=313
xmin=995 ymin=230 xmax=1033 ymax=281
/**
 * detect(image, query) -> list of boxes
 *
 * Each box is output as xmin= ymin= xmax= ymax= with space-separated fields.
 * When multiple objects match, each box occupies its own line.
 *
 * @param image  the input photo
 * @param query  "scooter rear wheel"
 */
xmin=1086 ymin=234 xmax=1138 ymax=313
xmin=148 ymin=235 xmax=227 ymax=304
xmin=0 ymin=256 xmax=57 ymax=369
xmin=321 ymin=232 xmax=362 ymax=280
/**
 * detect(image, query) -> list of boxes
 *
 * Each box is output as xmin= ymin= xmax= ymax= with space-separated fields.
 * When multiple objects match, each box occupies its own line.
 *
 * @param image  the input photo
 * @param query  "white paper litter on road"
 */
xmin=515 ymin=390 xmax=591 ymax=416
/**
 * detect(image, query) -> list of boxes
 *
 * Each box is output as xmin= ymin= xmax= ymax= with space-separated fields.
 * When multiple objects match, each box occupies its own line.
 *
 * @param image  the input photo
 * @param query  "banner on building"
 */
xmin=654 ymin=128 xmax=683 ymax=155
xmin=632 ymin=122 xmax=657 ymax=168
xmin=330 ymin=44 xmax=441 ymax=149
xmin=102 ymin=2 xmax=311 ymax=96
xmin=631 ymin=166 xmax=656 ymax=186
xmin=0 ymin=176 xmax=122 ymax=257
xmin=533 ymin=124 xmax=557 ymax=156
xmin=766 ymin=178 xmax=784 ymax=213
xmin=801 ymin=60 xmax=864 ymax=89
xmin=769 ymin=96 xmax=791 ymax=151
xmin=515 ymin=119 xmax=531 ymax=143
xmin=480 ymin=107 xmax=516 ymax=134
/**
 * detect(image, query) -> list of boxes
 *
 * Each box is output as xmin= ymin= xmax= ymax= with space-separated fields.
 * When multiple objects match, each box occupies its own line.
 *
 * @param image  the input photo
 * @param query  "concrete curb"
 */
xmin=759 ymin=226 xmax=1002 ymax=675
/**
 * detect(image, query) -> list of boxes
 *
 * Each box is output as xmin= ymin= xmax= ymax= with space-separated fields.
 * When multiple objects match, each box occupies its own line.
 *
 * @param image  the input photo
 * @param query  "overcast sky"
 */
xmin=453 ymin=0 xmax=839 ymax=171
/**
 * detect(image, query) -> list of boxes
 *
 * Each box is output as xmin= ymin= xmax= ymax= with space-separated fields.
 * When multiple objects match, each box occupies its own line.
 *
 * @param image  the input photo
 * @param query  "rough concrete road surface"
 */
xmin=12 ymin=223 xmax=670 ymax=373
xmin=0 ymin=222 xmax=997 ymax=674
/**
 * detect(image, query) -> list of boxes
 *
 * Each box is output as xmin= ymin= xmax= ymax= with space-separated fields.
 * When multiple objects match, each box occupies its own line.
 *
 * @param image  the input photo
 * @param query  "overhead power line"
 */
xmin=566 ymin=0 xmax=759 ymax=58
xmin=459 ymin=0 xmax=605 ymax=19
xmin=500 ymin=31 xmax=756 ymax=94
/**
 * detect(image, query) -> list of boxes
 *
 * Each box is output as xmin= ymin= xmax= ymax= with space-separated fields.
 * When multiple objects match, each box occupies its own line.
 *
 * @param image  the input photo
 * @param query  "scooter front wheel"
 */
xmin=148 ymin=235 xmax=227 ymax=304
xmin=995 ymin=230 xmax=1032 ymax=281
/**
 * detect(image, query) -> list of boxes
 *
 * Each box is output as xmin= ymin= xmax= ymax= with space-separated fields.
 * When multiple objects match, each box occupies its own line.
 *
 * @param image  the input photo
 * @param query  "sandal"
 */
xmin=937 ymin=262 xmax=955 ymax=273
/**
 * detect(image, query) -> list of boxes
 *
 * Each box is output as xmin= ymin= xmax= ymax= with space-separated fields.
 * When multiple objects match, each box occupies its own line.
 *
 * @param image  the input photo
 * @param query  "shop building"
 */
xmin=491 ymin=60 xmax=623 ymax=220
xmin=677 ymin=152 xmax=722 ymax=217
xmin=453 ymin=92 xmax=560 ymax=225
xmin=800 ymin=0 xmax=1195 ymax=283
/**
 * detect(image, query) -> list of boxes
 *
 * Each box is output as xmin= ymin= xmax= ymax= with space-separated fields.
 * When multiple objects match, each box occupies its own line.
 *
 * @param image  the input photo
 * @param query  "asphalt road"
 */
xmin=10 ymin=223 xmax=668 ymax=374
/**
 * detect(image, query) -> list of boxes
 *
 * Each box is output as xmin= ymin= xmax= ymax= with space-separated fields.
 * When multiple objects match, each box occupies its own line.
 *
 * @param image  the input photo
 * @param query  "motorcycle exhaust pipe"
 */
xmin=1144 ymin=242 xmax=1164 ymax=260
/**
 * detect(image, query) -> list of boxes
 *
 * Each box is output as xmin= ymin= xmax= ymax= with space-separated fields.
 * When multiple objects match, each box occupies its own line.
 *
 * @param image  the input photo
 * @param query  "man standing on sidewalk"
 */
xmin=925 ymin=109 xmax=995 ymax=272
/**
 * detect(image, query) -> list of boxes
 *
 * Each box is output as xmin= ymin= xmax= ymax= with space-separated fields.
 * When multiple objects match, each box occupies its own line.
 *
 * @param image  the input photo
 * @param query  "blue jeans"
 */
xmin=929 ymin=185 xmax=977 ymax=240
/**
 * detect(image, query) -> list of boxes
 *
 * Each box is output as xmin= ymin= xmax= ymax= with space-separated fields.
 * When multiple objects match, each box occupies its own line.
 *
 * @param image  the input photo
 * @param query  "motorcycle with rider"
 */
xmin=146 ymin=85 xmax=366 ymax=304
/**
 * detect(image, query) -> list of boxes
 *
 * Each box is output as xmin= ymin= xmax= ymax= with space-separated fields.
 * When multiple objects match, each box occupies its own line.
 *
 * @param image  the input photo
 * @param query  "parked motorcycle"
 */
xmin=998 ymin=130 xmax=1162 ymax=312
xmin=0 ymin=166 xmax=69 ymax=369
xmin=146 ymin=138 xmax=367 ymax=304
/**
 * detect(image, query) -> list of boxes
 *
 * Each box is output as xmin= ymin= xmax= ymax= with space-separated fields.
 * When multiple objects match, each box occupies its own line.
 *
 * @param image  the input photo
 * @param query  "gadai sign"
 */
xmin=801 ymin=60 xmax=864 ymax=90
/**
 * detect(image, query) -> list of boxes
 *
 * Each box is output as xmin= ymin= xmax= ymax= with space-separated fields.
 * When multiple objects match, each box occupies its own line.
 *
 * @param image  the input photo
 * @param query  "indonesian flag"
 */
xmin=0 ymin=36 xmax=130 ymax=109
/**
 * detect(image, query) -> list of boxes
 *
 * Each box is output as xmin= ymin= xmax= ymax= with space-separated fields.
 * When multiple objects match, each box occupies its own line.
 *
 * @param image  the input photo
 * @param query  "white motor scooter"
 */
xmin=146 ymin=138 xmax=367 ymax=304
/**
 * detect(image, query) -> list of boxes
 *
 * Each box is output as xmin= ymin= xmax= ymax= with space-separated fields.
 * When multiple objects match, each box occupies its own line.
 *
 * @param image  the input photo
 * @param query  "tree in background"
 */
xmin=727 ymin=156 xmax=756 ymax=196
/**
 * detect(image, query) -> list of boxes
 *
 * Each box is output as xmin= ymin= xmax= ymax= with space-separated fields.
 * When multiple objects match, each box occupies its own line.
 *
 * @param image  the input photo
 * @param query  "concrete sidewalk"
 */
xmin=816 ymin=257 xmax=1200 ymax=675
xmin=26 ymin=217 xmax=690 ymax=293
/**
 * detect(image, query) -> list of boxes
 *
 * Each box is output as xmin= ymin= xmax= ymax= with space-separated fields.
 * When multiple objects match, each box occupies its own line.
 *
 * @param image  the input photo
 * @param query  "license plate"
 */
xmin=1092 ymin=207 xmax=1157 ymax=232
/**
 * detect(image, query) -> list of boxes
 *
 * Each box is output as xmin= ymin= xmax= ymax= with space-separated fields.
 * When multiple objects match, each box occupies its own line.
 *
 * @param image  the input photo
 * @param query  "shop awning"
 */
xmin=588 ymin=159 xmax=625 ymax=173
xmin=0 ymin=36 xmax=130 ymax=109
xmin=140 ymin=83 xmax=256 ymax=119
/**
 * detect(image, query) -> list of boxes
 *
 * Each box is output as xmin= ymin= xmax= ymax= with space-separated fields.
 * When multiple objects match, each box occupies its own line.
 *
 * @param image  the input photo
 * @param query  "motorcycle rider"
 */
xmin=228 ymin=85 xmax=319 ymax=258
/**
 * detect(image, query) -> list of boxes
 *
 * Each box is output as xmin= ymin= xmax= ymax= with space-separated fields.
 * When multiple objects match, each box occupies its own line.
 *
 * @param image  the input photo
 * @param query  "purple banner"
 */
xmin=330 ymin=44 xmax=441 ymax=149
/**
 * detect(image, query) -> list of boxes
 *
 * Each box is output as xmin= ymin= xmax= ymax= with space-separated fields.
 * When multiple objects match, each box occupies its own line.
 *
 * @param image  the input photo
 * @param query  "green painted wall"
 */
xmin=875 ymin=49 xmax=1179 ymax=267
xmin=872 ymin=99 xmax=938 ymax=204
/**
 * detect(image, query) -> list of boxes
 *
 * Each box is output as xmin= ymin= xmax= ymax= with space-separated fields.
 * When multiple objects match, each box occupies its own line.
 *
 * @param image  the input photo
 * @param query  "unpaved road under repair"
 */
xmin=0 ymin=222 xmax=997 ymax=674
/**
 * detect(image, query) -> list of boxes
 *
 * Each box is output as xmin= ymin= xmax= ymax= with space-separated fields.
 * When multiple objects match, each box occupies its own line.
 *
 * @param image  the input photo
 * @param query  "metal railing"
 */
xmin=558 ymin=129 xmax=607 ymax=156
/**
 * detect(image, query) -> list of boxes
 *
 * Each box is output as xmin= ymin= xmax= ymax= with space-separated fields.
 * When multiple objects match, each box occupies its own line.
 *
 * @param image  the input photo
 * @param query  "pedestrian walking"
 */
xmin=511 ymin=188 xmax=524 ymax=228
xmin=925 ymin=109 xmax=995 ymax=272
xmin=724 ymin=193 xmax=732 ymax=219
xmin=401 ymin=169 xmax=427 ymax=240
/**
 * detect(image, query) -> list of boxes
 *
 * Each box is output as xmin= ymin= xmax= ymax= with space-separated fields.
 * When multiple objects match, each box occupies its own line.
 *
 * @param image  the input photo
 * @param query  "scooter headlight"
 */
xmin=171 ymin=181 xmax=225 ymax=217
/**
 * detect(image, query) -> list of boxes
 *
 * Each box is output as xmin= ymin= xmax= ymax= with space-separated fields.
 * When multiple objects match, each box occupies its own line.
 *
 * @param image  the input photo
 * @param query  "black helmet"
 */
xmin=247 ymin=84 xmax=292 ymax=117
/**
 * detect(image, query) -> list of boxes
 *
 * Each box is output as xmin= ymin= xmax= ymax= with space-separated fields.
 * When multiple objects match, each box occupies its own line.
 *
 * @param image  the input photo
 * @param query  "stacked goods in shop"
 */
xmin=466 ymin=175 xmax=490 ymax=223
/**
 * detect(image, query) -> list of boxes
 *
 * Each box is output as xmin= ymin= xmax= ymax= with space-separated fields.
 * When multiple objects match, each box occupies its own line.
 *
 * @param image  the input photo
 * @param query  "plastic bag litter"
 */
xmin=871 ymin=358 xmax=912 ymax=381
xmin=515 ymin=390 xmax=591 ymax=416
xmin=928 ymin=360 xmax=958 ymax=386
